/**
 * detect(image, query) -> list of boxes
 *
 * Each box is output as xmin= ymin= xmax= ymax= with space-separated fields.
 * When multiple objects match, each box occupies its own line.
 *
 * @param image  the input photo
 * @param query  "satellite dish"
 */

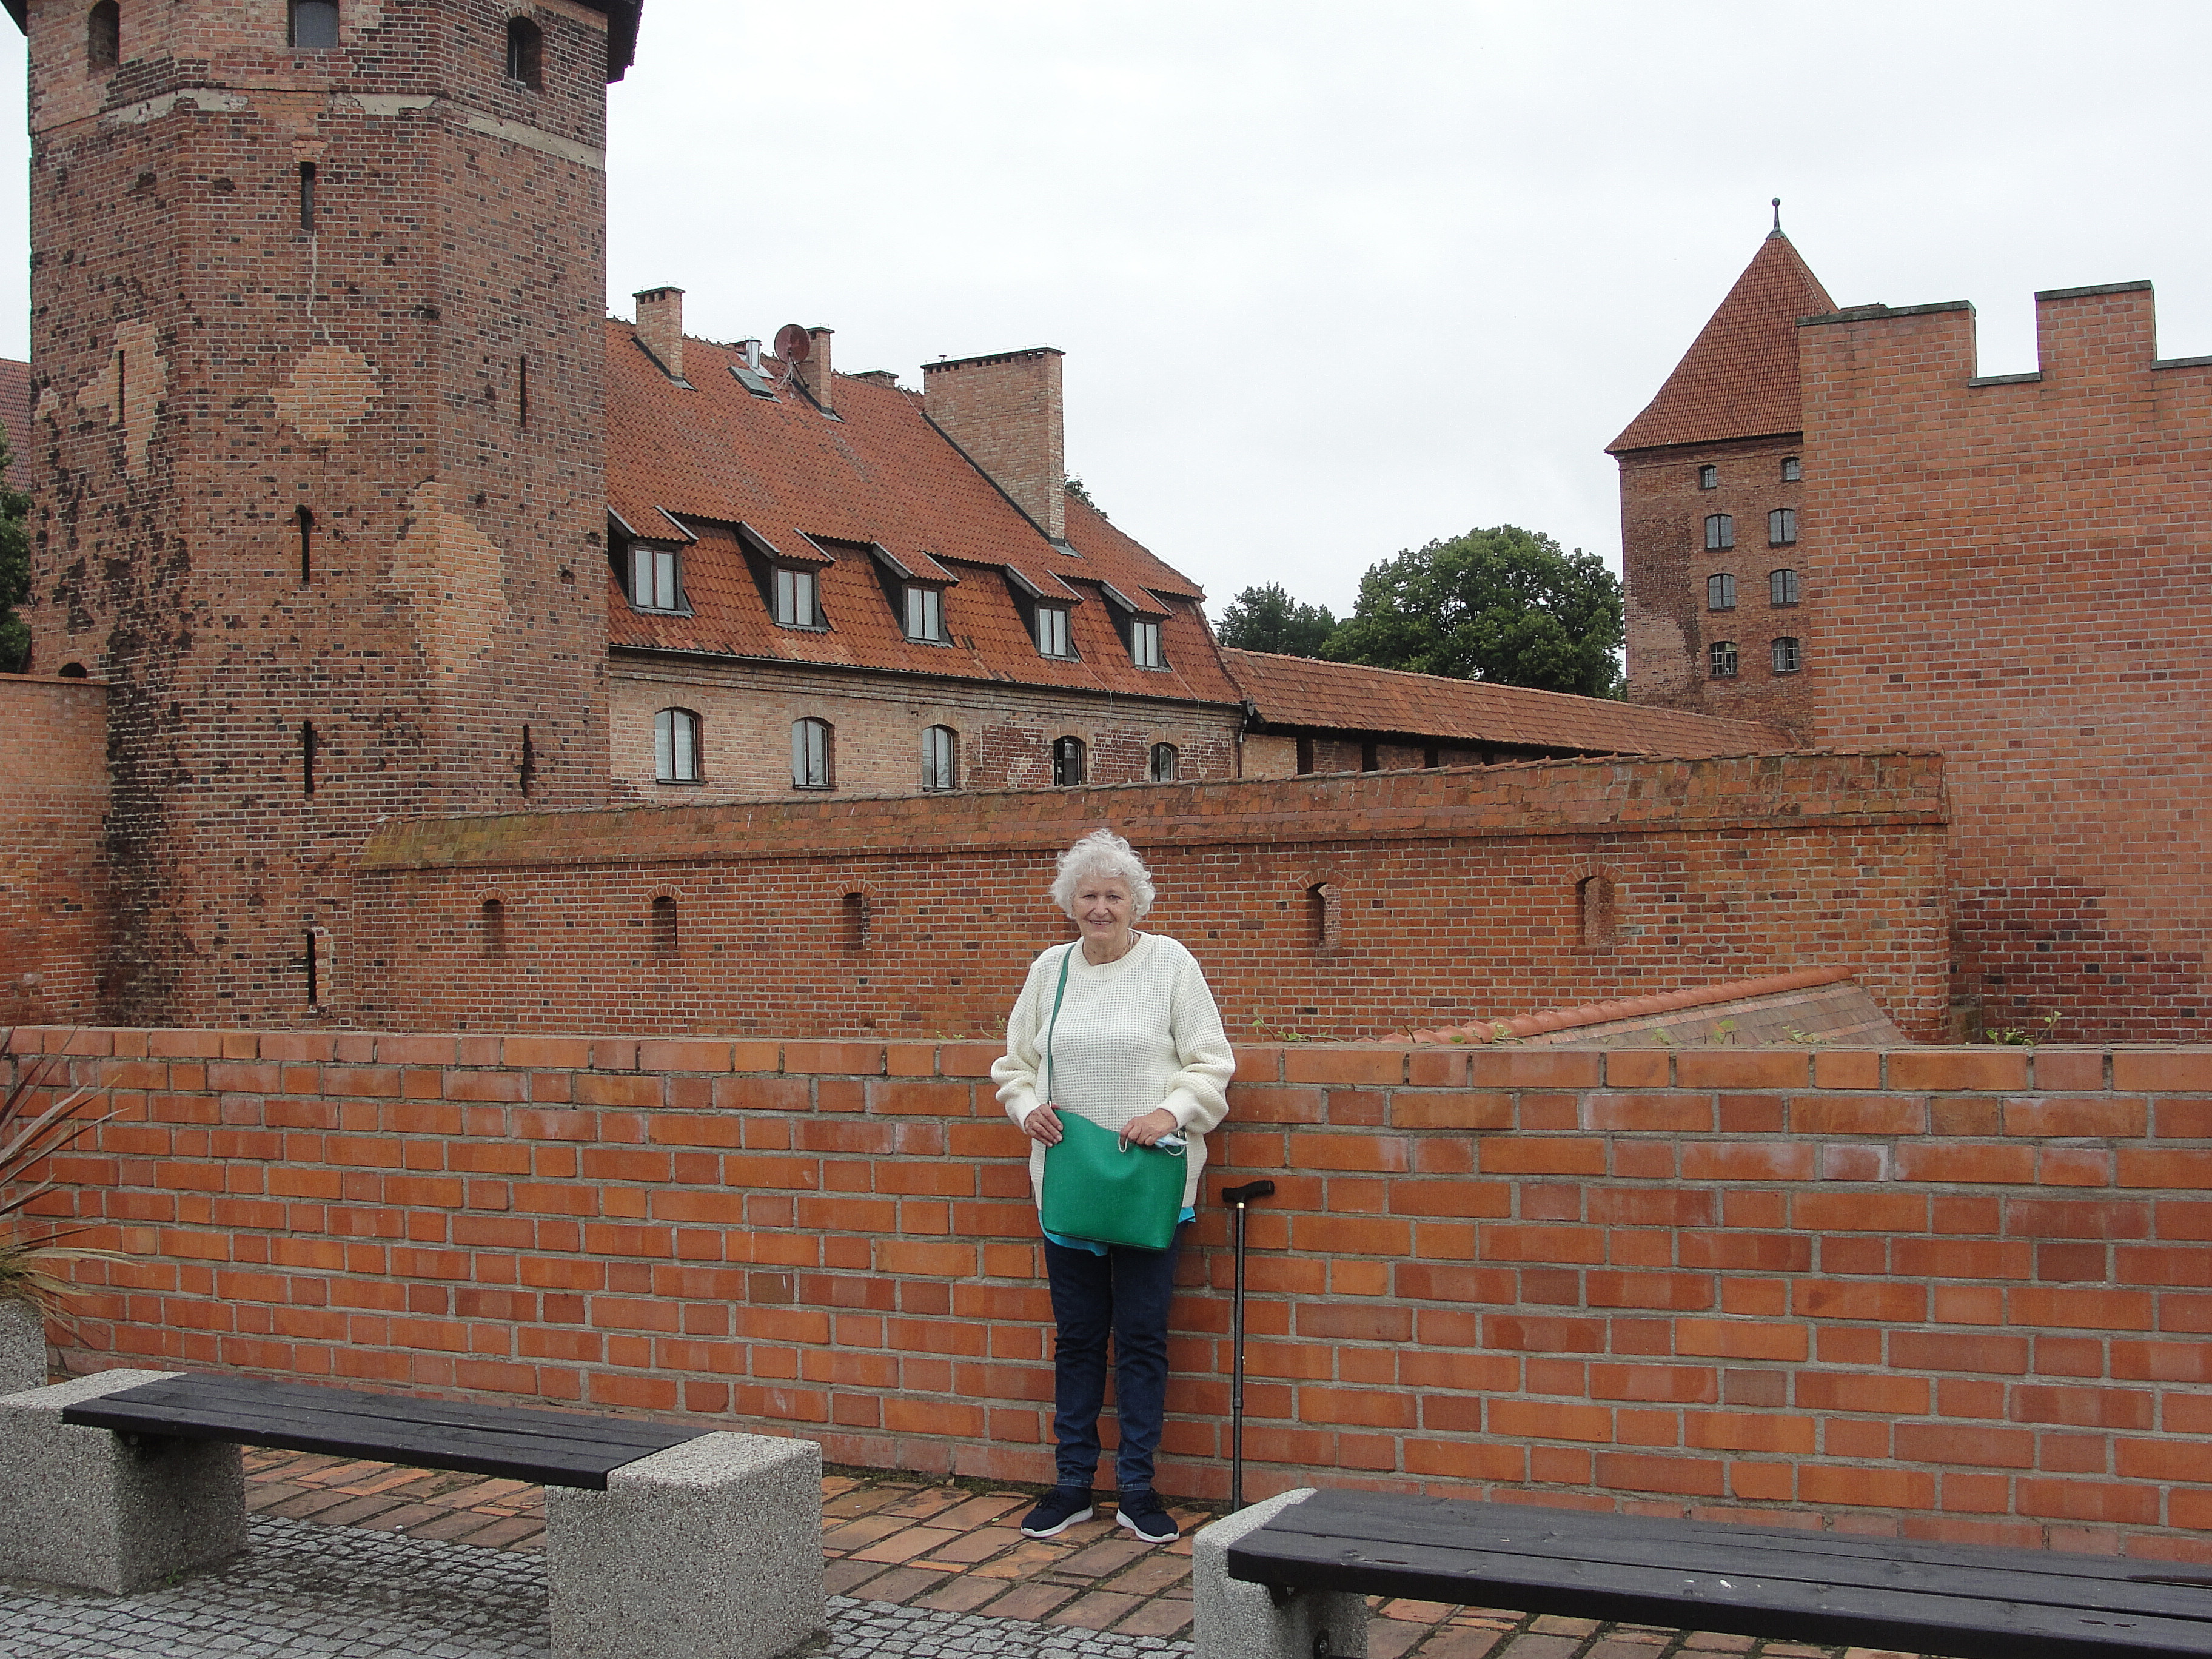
xmin=774 ymin=324 xmax=811 ymax=368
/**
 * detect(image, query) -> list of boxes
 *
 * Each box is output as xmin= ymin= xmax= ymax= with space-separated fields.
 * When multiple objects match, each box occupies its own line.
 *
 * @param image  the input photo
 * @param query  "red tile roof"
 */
xmin=1221 ymin=647 xmax=1791 ymax=754
xmin=603 ymin=324 xmax=1242 ymax=708
xmin=1607 ymin=233 xmax=1837 ymax=454
xmin=0 ymin=357 xmax=29 ymax=482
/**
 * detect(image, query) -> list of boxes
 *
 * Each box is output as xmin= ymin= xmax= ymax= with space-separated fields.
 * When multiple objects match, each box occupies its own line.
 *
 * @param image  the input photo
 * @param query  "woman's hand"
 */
xmin=1119 ymin=1107 xmax=1181 ymax=1149
xmin=1021 ymin=1104 xmax=1064 ymax=1145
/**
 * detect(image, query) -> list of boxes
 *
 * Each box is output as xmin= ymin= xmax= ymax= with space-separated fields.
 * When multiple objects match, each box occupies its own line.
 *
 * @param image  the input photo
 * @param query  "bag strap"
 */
xmin=1042 ymin=943 xmax=1077 ymax=1105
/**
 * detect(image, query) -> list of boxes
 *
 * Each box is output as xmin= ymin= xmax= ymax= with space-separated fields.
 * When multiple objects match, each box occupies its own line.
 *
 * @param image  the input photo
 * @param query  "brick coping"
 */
xmin=1399 ymin=966 xmax=1857 ymax=1044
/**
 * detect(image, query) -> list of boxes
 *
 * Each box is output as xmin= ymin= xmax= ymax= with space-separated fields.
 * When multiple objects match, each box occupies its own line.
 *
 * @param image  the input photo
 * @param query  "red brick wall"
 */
xmin=1618 ymin=434 xmax=1814 ymax=740
xmin=0 ymin=675 xmax=110 ymax=1025
xmin=1801 ymin=284 xmax=2211 ymax=1042
xmin=344 ymin=751 xmax=1953 ymax=1041
xmin=16 ymin=1025 xmax=2212 ymax=1560
xmin=21 ymin=0 xmax=616 ymax=1028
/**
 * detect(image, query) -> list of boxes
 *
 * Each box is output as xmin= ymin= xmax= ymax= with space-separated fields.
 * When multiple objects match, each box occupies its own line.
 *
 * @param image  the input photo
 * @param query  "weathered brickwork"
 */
xmin=1801 ymin=284 xmax=2211 ymax=1041
xmin=342 ymin=751 xmax=1952 ymax=1041
xmin=1619 ymin=434 xmax=1814 ymax=738
xmin=0 ymin=675 xmax=111 ymax=1025
xmin=16 ymin=1026 xmax=2212 ymax=1557
xmin=19 ymin=0 xmax=622 ymax=1027
xmin=609 ymin=658 xmax=1241 ymax=802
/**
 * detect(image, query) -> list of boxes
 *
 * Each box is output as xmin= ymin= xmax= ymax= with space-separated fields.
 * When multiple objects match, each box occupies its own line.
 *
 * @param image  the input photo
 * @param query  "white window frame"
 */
xmin=905 ymin=585 xmax=945 ymax=643
xmin=1130 ymin=618 xmax=1163 ymax=669
xmin=774 ymin=566 xmax=820 ymax=629
xmin=793 ymin=717 xmax=832 ymax=789
xmin=1035 ymin=603 xmax=1072 ymax=658
xmin=629 ymin=545 xmax=683 ymax=612
xmin=654 ymin=708 xmax=699 ymax=783
xmin=922 ymin=724 xmax=957 ymax=791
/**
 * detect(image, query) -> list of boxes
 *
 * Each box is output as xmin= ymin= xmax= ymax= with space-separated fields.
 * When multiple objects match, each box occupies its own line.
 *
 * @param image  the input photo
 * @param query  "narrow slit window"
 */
xmin=921 ymin=724 xmax=957 ymax=791
xmin=299 ymin=163 xmax=317 ymax=232
xmin=1309 ymin=883 xmax=1341 ymax=953
xmin=1578 ymin=874 xmax=1617 ymax=950
xmin=841 ymin=891 xmax=868 ymax=954
xmin=651 ymin=895 xmax=679 ymax=959
xmin=481 ymin=899 xmax=508 ymax=960
xmin=505 ymin=16 xmax=543 ymax=89
xmin=793 ymin=718 xmax=833 ymax=789
xmin=87 ymin=1 xmax=119 ymax=69
xmin=289 ymin=0 xmax=339 ymax=47
xmin=517 ymin=355 xmax=529 ymax=429
xmin=296 ymin=506 xmax=314 ymax=583
xmin=1707 ymin=572 xmax=1735 ymax=611
xmin=114 ymin=349 xmax=126 ymax=427
xmin=518 ymin=723 xmax=536 ymax=797
xmin=301 ymin=720 xmax=320 ymax=795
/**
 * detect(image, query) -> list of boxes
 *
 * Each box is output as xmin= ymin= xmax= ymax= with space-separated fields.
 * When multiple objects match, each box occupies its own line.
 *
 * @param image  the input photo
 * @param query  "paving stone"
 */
xmin=1110 ymin=1595 xmax=1193 ymax=1639
xmin=921 ymin=1526 xmax=1027 ymax=1567
xmin=1098 ymin=1552 xmax=1189 ymax=1597
xmin=848 ymin=1564 xmax=950 ymax=1606
xmin=1405 ymin=1629 xmax=1501 ymax=1658
xmin=979 ymin=1579 xmax=1082 ymax=1621
xmin=854 ymin=1526 xmax=964 ymax=1564
xmin=1062 ymin=1538 xmax=1154 ymax=1579
xmin=913 ymin=1574 xmax=1010 ymax=1615
xmin=1049 ymin=1589 xmax=1143 ymax=1629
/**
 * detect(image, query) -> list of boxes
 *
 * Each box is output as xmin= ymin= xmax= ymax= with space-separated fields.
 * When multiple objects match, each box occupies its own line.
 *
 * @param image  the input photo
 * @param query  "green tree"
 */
xmin=1215 ymin=583 xmax=1338 ymax=657
xmin=1322 ymin=525 xmax=1623 ymax=698
xmin=0 ymin=431 xmax=29 ymax=674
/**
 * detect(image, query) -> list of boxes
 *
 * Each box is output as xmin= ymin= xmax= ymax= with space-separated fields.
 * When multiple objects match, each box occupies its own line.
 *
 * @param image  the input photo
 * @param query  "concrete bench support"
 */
xmin=0 ymin=1369 xmax=249 ymax=1593
xmin=1193 ymin=1488 xmax=1369 ymax=1659
xmin=1 ymin=1302 xmax=48 ymax=1394
xmin=546 ymin=1429 xmax=825 ymax=1659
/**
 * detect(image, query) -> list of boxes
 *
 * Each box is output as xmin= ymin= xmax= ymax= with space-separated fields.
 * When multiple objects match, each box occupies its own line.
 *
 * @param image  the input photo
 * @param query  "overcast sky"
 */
xmin=1 ymin=3 xmax=2206 ymax=618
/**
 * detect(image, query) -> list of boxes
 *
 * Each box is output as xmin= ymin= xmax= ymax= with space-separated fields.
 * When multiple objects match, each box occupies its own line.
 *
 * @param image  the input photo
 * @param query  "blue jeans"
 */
xmin=1042 ymin=1224 xmax=1185 ymax=1493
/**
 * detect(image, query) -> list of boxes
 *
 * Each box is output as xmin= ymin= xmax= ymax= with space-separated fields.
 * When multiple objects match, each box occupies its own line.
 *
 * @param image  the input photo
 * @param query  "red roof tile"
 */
xmin=1221 ymin=647 xmax=1791 ymax=754
xmin=0 ymin=357 xmax=29 ymax=482
xmin=603 ymin=325 xmax=1243 ymax=708
xmin=1607 ymin=233 xmax=1836 ymax=454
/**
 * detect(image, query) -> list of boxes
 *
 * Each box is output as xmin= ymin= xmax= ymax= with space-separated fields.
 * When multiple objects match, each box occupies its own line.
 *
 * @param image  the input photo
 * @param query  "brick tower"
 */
xmin=17 ymin=0 xmax=638 ymax=1024
xmin=1609 ymin=221 xmax=1834 ymax=740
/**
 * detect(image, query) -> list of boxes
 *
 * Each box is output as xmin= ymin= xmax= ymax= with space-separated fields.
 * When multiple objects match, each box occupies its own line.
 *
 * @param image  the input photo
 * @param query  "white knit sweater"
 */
xmin=993 ymin=932 xmax=1235 ymax=1210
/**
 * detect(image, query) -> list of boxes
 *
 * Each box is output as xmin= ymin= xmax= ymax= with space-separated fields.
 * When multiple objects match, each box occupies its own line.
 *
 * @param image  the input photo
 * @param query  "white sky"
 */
xmin=1 ymin=2 xmax=2207 ymax=617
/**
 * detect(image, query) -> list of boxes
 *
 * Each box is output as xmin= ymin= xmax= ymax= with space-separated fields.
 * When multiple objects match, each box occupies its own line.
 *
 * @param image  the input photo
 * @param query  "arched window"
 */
xmin=1308 ymin=882 xmax=1341 ymax=953
xmin=921 ymin=725 xmax=957 ymax=791
xmin=1708 ymin=641 xmax=1738 ymax=679
xmin=1051 ymin=736 xmax=1085 ymax=787
xmin=793 ymin=718 xmax=833 ymax=789
xmin=654 ymin=708 xmax=699 ymax=782
xmin=651 ymin=894 xmax=679 ymax=959
xmin=1769 ymin=508 xmax=1798 ymax=546
xmin=1149 ymin=742 xmax=1179 ymax=782
xmin=1772 ymin=637 xmax=1803 ymax=674
xmin=1781 ymin=456 xmax=1802 ymax=482
xmin=1704 ymin=514 xmax=1734 ymax=551
xmin=1697 ymin=464 xmax=1717 ymax=490
xmin=1706 ymin=572 xmax=1735 ymax=611
xmin=1577 ymin=873 xmax=1617 ymax=950
xmin=480 ymin=899 xmax=508 ymax=960
xmin=87 ymin=0 xmax=119 ymax=69
xmin=504 ymin=16 xmax=543 ymax=89
xmin=1770 ymin=568 xmax=1801 ymax=606
xmin=289 ymin=0 xmax=339 ymax=48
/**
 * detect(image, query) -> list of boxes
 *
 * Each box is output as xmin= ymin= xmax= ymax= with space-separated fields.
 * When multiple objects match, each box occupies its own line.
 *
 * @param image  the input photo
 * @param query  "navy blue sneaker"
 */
xmin=1115 ymin=1489 xmax=1178 ymax=1544
xmin=1020 ymin=1487 xmax=1095 ymax=1539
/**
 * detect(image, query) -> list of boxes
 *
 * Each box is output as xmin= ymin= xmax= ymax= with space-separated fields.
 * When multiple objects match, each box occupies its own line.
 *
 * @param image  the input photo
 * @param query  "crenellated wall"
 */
xmin=12 ymin=1025 xmax=2212 ymax=1561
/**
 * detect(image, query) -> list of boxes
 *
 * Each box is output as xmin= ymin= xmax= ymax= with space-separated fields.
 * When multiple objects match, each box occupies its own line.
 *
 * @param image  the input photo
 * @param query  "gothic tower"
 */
xmin=18 ymin=0 xmax=637 ymax=1023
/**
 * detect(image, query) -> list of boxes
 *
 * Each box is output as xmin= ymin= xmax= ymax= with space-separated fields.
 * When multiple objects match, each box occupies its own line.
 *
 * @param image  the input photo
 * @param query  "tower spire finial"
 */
xmin=1772 ymin=197 xmax=1782 ymax=233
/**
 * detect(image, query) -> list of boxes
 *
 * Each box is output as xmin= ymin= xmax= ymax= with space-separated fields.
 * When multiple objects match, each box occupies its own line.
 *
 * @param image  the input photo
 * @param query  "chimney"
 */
xmin=922 ymin=347 xmax=1066 ymax=540
xmin=800 ymin=326 xmax=834 ymax=413
xmin=634 ymin=286 xmax=685 ymax=382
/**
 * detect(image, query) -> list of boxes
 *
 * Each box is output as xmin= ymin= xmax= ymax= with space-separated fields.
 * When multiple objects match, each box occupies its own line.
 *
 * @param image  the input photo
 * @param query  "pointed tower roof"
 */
xmin=1607 ymin=230 xmax=1836 ymax=454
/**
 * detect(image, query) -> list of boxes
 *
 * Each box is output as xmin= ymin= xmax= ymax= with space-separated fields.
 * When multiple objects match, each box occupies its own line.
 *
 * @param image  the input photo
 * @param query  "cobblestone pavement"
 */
xmin=0 ymin=1448 xmax=1938 ymax=1658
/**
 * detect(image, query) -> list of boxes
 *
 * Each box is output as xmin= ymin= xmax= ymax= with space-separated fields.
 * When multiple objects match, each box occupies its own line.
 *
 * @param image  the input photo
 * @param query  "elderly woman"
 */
xmin=992 ymin=828 xmax=1233 ymax=1546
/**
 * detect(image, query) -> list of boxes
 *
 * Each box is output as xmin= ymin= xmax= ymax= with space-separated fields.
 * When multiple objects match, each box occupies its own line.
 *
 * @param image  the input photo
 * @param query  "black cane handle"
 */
xmin=1221 ymin=1180 xmax=1275 ymax=1206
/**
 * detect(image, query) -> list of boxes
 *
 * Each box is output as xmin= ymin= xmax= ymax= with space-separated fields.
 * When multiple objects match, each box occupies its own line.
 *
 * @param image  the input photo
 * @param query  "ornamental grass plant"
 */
xmin=0 ymin=1036 xmax=124 ymax=1316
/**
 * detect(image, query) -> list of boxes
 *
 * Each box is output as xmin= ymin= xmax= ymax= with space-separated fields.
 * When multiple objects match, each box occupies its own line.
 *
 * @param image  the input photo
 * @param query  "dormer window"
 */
xmin=289 ymin=0 xmax=339 ymax=47
xmin=904 ymin=584 xmax=946 ymax=643
xmin=1129 ymin=619 xmax=1163 ymax=669
xmin=629 ymin=545 xmax=684 ymax=612
xmin=775 ymin=566 xmax=821 ymax=628
xmin=1035 ymin=604 xmax=1073 ymax=659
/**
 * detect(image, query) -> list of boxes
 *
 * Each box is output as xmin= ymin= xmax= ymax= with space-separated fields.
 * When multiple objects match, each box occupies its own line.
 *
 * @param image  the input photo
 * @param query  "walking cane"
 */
xmin=1220 ymin=1179 xmax=1275 ymax=1512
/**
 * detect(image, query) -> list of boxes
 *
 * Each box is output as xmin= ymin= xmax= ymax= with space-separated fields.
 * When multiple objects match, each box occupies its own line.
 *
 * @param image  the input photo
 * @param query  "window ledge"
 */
xmin=655 ymin=777 xmax=703 ymax=786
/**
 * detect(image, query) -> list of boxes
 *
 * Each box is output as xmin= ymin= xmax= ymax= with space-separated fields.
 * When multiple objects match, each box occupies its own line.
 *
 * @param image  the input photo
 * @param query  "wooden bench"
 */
xmin=1195 ymin=1486 xmax=2212 ymax=1659
xmin=0 ymin=1367 xmax=826 ymax=1659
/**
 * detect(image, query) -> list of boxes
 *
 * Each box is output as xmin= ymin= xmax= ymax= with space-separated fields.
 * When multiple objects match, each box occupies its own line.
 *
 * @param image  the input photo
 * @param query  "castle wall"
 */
xmin=608 ymin=657 xmax=1242 ymax=802
xmin=1801 ymin=284 xmax=2211 ymax=1042
xmin=344 ymin=752 xmax=1953 ymax=1041
xmin=1618 ymin=433 xmax=1814 ymax=739
xmin=20 ymin=0 xmax=617 ymax=1027
xmin=19 ymin=1024 xmax=2212 ymax=1557
xmin=0 ymin=674 xmax=110 ymax=1025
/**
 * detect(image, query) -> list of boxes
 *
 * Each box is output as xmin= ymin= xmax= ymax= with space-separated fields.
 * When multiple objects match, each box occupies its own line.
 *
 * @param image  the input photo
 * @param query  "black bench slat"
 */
xmin=1227 ymin=1492 xmax=2212 ymax=1659
xmin=61 ymin=1374 xmax=704 ymax=1490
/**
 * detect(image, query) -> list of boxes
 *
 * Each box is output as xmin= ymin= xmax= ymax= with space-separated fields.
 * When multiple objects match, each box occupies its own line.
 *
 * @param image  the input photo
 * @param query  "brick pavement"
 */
xmin=241 ymin=1448 xmax=1934 ymax=1658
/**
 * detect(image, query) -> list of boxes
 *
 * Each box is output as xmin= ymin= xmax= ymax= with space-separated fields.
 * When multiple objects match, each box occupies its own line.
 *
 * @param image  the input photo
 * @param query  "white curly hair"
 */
xmin=1050 ymin=828 xmax=1156 ymax=920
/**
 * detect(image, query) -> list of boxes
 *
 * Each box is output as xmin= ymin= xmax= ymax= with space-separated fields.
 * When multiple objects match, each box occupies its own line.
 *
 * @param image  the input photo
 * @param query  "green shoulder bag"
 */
xmin=1036 ymin=945 xmax=1187 ymax=1252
